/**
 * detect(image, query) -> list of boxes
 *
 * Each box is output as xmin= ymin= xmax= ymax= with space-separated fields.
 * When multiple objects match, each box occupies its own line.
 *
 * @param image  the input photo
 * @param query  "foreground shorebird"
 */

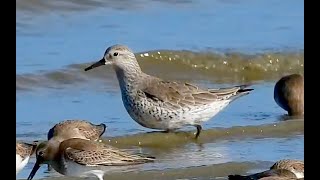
xmin=16 ymin=141 xmax=37 ymax=174
xmin=84 ymin=44 xmax=253 ymax=138
xmin=228 ymin=159 xmax=304 ymax=180
xmin=46 ymin=119 xmax=107 ymax=171
xmin=47 ymin=119 xmax=107 ymax=141
xmin=274 ymin=74 xmax=304 ymax=116
xmin=27 ymin=138 xmax=155 ymax=180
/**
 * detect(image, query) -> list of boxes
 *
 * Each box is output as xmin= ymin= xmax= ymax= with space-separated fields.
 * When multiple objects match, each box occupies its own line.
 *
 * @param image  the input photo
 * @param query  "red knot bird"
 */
xmin=85 ymin=44 xmax=254 ymax=138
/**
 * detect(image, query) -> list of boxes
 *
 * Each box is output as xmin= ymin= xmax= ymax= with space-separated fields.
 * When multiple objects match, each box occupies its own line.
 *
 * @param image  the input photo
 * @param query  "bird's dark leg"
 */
xmin=194 ymin=125 xmax=202 ymax=139
xmin=47 ymin=165 xmax=52 ymax=171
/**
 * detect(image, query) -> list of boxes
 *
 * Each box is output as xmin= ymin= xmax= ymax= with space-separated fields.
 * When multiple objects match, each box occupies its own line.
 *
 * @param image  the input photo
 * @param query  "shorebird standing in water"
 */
xmin=27 ymin=138 xmax=155 ymax=180
xmin=274 ymin=74 xmax=304 ymax=117
xmin=228 ymin=159 xmax=304 ymax=180
xmin=85 ymin=44 xmax=254 ymax=138
xmin=16 ymin=141 xmax=38 ymax=174
xmin=46 ymin=119 xmax=107 ymax=171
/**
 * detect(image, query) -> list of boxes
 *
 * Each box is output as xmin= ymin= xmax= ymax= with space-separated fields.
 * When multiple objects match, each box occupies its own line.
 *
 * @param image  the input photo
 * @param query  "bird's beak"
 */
xmin=27 ymin=157 xmax=42 ymax=180
xmin=84 ymin=58 xmax=107 ymax=71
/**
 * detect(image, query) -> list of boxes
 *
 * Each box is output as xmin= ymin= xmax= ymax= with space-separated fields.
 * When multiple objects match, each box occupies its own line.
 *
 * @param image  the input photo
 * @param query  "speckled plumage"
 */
xmin=61 ymin=138 xmax=154 ymax=166
xmin=16 ymin=141 xmax=37 ymax=174
xmin=46 ymin=119 xmax=107 ymax=171
xmin=85 ymin=44 xmax=253 ymax=138
xmin=259 ymin=177 xmax=300 ymax=180
xmin=27 ymin=138 xmax=155 ymax=180
xmin=270 ymin=159 xmax=304 ymax=179
xmin=228 ymin=159 xmax=304 ymax=180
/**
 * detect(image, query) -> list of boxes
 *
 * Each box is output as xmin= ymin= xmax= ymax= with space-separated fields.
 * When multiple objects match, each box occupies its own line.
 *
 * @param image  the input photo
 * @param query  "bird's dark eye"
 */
xmin=113 ymin=52 xmax=118 ymax=56
xmin=38 ymin=151 xmax=44 ymax=156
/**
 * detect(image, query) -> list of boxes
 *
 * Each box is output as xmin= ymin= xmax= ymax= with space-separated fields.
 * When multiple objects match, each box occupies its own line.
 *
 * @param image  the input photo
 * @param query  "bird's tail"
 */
xmin=209 ymin=84 xmax=254 ymax=101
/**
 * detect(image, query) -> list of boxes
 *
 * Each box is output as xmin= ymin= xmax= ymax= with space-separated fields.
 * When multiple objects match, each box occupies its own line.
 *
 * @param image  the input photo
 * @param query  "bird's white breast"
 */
xmin=16 ymin=154 xmax=29 ymax=174
xmin=292 ymin=170 xmax=304 ymax=179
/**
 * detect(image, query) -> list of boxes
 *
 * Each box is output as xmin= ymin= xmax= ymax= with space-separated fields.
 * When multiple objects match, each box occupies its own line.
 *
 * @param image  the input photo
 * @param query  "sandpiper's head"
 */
xmin=84 ymin=44 xmax=139 ymax=72
xmin=27 ymin=141 xmax=58 ymax=180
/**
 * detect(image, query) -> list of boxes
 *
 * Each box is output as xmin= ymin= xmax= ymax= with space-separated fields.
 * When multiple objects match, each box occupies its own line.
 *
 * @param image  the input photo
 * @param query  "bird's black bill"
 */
xmin=84 ymin=58 xmax=106 ymax=71
xmin=27 ymin=161 xmax=41 ymax=180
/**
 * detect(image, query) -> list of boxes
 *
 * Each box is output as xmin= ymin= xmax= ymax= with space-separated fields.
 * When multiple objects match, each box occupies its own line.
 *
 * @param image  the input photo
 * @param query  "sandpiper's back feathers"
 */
xmin=138 ymin=78 xmax=253 ymax=109
xmin=16 ymin=141 xmax=37 ymax=159
xmin=270 ymin=160 xmax=304 ymax=178
xmin=274 ymin=74 xmax=304 ymax=116
xmin=228 ymin=169 xmax=297 ymax=180
xmin=60 ymin=138 xmax=155 ymax=166
xmin=27 ymin=137 xmax=155 ymax=180
xmin=228 ymin=159 xmax=304 ymax=180
xmin=47 ymin=119 xmax=107 ymax=141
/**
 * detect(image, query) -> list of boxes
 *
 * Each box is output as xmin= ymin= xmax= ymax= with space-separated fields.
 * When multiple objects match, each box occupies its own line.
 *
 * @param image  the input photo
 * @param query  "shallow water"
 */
xmin=16 ymin=0 xmax=304 ymax=179
xmin=16 ymin=0 xmax=304 ymax=74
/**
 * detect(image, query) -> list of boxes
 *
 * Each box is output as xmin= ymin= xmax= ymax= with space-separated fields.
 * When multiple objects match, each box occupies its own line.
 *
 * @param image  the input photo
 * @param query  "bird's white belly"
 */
xmin=53 ymin=157 xmax=104 ymax=180
xmin=16 ymin=154 xmax=29 ymax=174
xmin=58 ymin=157 xmax=135 ymax=180
xmin=292 ymin=170 xmax=304 ymax=179
xmin=124 ymin=96 xmax=231 ymax=130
